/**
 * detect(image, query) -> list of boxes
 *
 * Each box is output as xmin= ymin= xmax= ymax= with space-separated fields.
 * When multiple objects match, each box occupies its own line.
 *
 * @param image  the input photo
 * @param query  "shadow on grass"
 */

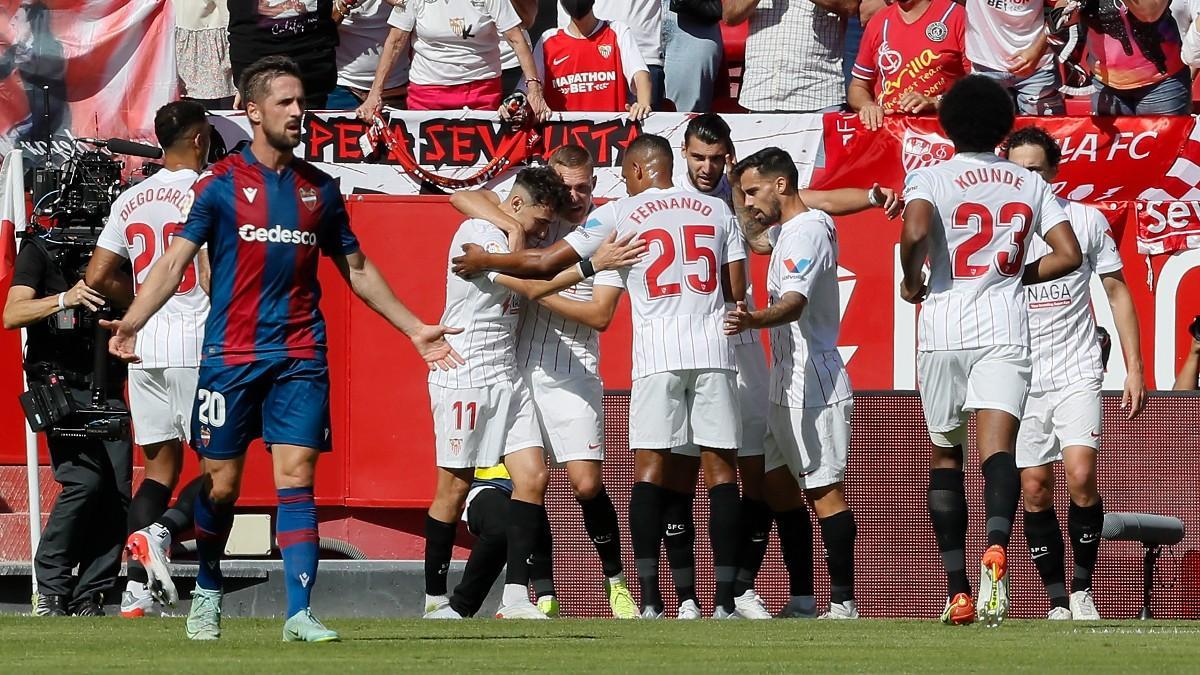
xmin=353 ymin=635 xmax=602 ymax=642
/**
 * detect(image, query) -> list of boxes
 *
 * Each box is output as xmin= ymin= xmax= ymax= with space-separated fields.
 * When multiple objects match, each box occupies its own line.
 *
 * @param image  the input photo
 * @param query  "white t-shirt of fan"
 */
xmin=430 ymin=218 xmax=522 ymax=389
xmin=515 ymin=217 xmax=621 ymax=378
xmin=903 ymin=152 xmax=1068 ymax=352
xmin=563 ymin=187 xmax=744 ymax=379
xmin=389 ymin=0 xmax=521 ymax=86
xmin=964 ymin=0 xmax=1053 ymax=72
xmin=96 ymin=168 xmax=210 ymax=369
xmin=766 ymin=210 xmax=852 ymax=408
xmin=1025 ymin=199 xmax=1123 ymax=393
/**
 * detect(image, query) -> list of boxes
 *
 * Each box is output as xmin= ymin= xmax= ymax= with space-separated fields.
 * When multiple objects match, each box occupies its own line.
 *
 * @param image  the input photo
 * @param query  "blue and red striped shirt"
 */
xmin=180 ymin=146 xmax=359 ymax=366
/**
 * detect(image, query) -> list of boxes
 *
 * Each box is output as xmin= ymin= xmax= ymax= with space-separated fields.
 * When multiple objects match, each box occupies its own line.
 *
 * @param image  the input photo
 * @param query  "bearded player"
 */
xmin=1003 ymin=126 xmax=1146 ymax=620
xmin=901 ymin=76 xmax=1081 ymax=627
xmin=105 ymin=56 xmax=463 ymax=642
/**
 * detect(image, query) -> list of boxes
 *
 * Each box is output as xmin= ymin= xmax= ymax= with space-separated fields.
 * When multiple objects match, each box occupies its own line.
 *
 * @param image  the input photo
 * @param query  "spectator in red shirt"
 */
xmin=526 ymin=0 xmax=652 ymax=119
xmin=848 ymin=0 xmax=969 ymax=130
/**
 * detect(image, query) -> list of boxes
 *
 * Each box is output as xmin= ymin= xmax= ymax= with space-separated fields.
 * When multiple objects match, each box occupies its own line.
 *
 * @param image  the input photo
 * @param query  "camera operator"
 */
xmin=3 ymin=233 xmax=131 ymax=617
xmin=1174 ymin=316 xmax=1200 ymax=391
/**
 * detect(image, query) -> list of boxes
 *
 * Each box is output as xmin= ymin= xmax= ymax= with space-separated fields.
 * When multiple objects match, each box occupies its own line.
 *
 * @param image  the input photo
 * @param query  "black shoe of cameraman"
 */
xmin=69 ymin=592 xmax=105 ymax=617
xmin=34 ymin=593 xmax=68 ymax=616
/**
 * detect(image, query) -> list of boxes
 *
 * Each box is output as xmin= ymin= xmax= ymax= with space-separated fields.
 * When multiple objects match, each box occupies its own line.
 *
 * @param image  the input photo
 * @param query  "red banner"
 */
xmin=818 ymin=114 xmax=1200 ymax=257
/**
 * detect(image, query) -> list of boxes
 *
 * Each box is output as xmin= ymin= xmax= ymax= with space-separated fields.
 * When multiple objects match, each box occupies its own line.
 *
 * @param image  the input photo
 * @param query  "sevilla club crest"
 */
xmin=598 ymin=44 xmax=612 ymax=59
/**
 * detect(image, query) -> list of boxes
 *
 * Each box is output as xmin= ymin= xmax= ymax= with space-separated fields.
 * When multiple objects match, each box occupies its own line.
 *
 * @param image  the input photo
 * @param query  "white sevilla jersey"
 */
xmin=430 ymin=219 xmax=523 ymax=389
xmin=903 ymin=152 xmax=1068 ymax=351
xmin=766 ymin=210 xmax=852 ymax=408
xmin=97 ymin=168 xmax=209 ymax=369
xmin=673 ymin=167 xmax=760 ymax=347
xmin=515 ymin=218 xmax=621 ymax=377
xmin=564 ymin=187 xmax=743 ymax=379
xmin=1026 ymin=199 xmax=1123 ymax=393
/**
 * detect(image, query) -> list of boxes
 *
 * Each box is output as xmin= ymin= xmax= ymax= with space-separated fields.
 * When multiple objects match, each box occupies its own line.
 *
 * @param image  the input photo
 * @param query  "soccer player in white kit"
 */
xmin=424 ymin=167 xmax=568 ymax=620
xmin=1003 ymin=126 xmax=1146 ymax=620
xmin=559 ymin=134 xmax=746 ymax=618
xmin=448 ymin=145 xmax=638 ymax=618
xmin=900 ymin=76 xmax=1082 ymax=627
xmin=671 ymin=113 xmax=899 ymax=619
xmin=85 ymin=101 xmax=213 ymax=617
xmin=725 ymin=147 xmax=859 ymax=620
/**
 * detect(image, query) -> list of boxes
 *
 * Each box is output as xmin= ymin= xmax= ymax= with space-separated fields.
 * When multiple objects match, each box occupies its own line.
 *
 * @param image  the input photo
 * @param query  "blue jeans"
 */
xmin=325 ymin=85 xmax=361 ymax=111
xmin=974 ymin=65 xmax=1065 ymax=115
xmin=1093 ymin=69 xmax=1192 ymax=116
xmin=661 ymin=1 xmax=722 ymax=112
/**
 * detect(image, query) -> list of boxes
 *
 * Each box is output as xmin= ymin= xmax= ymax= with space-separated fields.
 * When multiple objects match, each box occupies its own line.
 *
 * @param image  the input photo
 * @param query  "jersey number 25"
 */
xmin=643 ymin=225 xmax=719 ymax=299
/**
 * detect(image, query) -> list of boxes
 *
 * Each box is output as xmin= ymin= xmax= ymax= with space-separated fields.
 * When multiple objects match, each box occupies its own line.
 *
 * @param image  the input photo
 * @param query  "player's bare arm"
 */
xmin=3 ymin=281 xmax=106 ymax=329
xmin=452 ymin=238 xmax=582 ymax=279
xmin=1022 ymin=221 xmax=1082 ymax=285
xmin=492 ymin=231 xmax=645 ymax=300
xmin=198 ymin=248 xmax=211 ymax=295
xmin=800 ymin=184 xmax=902 ymax=219
xmin=1174 ymin=325 xmax=1200 ymax=390
xmin=1101 ymin=270 xmax=1146 ymax=418
xmin=84 ymin=247 xmax=134 ymax=308
xmin=449 ymin=189 xmax=527 ymax=252
xmin=723 ymin=292 xmax=807 ymax=334
xmin=723 ymin=259 xmax=748 ymax=303
xmin=537 ymin=285 xmax=624 ymax=331
xmin=899 ymin=199 xmax=932 ymax=304
xmin=101 ymin=236 xmax=200 ymax=362
xmin=331 ymin=249 xmax=465 ymax=371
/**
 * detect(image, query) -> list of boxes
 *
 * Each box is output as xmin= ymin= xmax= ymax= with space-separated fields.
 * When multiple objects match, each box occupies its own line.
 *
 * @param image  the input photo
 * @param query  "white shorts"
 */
xmin=763 ymin=399 xmax=853 ymax=489
xmin=630 ymin=369 xmax=741 ymax=451
xmin=429 ymin=377 xmax=542 ymax=469
xmin=917 ymin=345 xmax=1031 ymax=447
xmin=674 ymin=343 xmax=767 ymax=459
xmin=128 ymin=367 xmax=199 ymax=446
xmin=523 ymin=367 xmax=604 ymax=464
xmin=1016 ymin=379 xmax=1102 ymax=469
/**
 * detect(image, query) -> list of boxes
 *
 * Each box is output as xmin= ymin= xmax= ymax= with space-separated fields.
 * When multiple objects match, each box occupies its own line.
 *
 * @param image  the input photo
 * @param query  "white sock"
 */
xmin=537 ymin=594 xmax=555 ymax=604
xmin=502 ymin=583 xmax=529 ymax=606
xmin=608 ymin=574 xmax=624 ymax=586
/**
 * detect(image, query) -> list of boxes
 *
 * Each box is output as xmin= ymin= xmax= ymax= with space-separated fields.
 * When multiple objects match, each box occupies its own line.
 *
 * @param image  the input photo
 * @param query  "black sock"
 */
xmin=127 ymin=479 xmax=172 ymax=584
xmin=1068 ymin=500 xmax=1104 ymax=593
xmin=530 ymin=509 xmax=556 ymax=599
xmin=708 ymin=483 xmax=741 ymax=612
xmin=819 ymin=510 xmax=857 ymax=604
xmin=981 ymin=453 xmax=1020 ymax=548
xmin=424 ymin=515 xmax=457 ymax=596
xmin=928 ymin=468 xmax=970 ymax=597
xmin=662 ymin=489 xmax=697 ymax=606
xmin=505 ymin=499 xmax=545 ymax=588
xmin=579 ymin=488 xmax=623 ymax=578
xmin=1024 ymin=508 xmax=1068 ymax=609
xmin=629 ymin=481 xmax=665 ymax=611
xmin=775 ymin=507 xmax=814 ymax=597
xmin=158 ymin=477 xmax=203 ymax=536
xmin=734 ymin=498 xmax=772 ymax=596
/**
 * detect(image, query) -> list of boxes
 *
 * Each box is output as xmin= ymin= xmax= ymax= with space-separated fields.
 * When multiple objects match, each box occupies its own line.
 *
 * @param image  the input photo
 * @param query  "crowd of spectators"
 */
xmin=182 ymin=0 xmax=1198 ymax=119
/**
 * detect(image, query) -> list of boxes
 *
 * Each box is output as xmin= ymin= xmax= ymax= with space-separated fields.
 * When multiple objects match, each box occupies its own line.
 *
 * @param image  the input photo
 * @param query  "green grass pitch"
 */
xmin=4 ymin=616 xmax=1199 ymax=673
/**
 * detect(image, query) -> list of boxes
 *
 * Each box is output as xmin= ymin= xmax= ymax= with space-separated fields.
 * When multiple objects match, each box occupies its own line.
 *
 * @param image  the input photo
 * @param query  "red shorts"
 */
xmin=407 ymin=78 xmax=502 ymax=111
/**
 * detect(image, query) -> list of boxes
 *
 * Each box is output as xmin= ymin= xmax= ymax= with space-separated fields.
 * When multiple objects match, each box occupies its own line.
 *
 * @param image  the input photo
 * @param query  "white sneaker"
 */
xmin=820 ymin=600 xmax=859 ymax=619
xmin=676 ymin=600 xmax=701 ymax=620
xmin=120 ymin=586 xmax=156 ymax=618
xmin=496 ymin=600 xmax=550 ymax=619
xmin=1047 ymin=606 xmax=1073 ymax=620
xmin=776 ymin=596 xmax=817 ymax=619
xmin=733 ymin=589 xmax=772 ymax=620
xmin=1070 ymin=590 xmax=1101 ymax=620
xmin=424 ymin=605 xmax=463 ymax=619
xmin=712 ymin=606 xmax=738 ymax=619
xmin=125 ymin=527 xmax=177 ymax=606
xmin=424 ymin=594 xmax=450 ymax=615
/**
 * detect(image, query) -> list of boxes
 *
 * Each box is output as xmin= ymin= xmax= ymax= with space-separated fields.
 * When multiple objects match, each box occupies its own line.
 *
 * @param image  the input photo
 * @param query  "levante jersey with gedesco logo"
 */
xmin=178 ymin=146 xmax=360 ymax=366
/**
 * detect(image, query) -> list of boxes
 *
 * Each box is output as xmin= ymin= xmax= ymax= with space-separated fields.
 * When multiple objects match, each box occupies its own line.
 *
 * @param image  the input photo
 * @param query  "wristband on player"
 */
xmin=868 ymin=186 xmax=884 ymax=207
xmin=56 ymin=292 xmax=66 ymax=311
xmin=578 ymin=259 xmax=596 ymax=278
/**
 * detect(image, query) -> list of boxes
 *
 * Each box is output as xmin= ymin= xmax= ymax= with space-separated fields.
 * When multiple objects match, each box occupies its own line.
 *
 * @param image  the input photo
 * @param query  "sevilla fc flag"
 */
xmin=0 ymin=150 xmax=25 ymax=291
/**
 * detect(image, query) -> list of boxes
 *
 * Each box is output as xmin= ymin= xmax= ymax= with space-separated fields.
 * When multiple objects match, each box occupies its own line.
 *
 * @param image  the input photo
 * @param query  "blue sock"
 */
xmin=193 ymin=489 xmax=234 ymax=592
xmin=277 ymin=487 xmax=319 ymax=617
